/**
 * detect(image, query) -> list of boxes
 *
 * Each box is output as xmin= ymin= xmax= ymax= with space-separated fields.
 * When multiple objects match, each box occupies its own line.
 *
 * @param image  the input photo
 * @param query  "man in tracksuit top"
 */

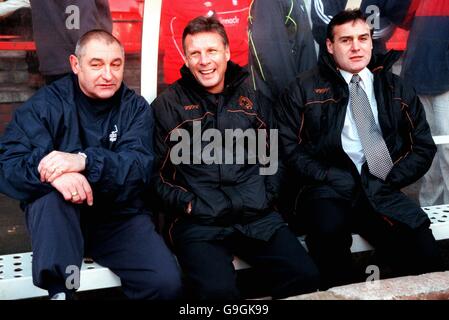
xmin=0 ymin=30 xmax=181 ymax=300
xmin=151 ymin=16 xmax=319 ymax=300
xmin=276 ymin=10 xmax=444 ymax=289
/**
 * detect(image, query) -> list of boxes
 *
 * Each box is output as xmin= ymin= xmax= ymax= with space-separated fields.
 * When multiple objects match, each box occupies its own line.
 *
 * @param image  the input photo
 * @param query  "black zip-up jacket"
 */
xmin=151 ymin=62 xmax=285 ymax=243
xmin=276 ymin=51 xmax=436 ymax=228
xmin=0 ymin=75 xmax=154 ymax=216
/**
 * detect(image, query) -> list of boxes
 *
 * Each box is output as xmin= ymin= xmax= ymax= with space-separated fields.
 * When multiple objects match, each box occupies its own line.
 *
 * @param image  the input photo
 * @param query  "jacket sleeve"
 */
xmin=0 ymin=100 xmax=54 ymax=203
xmin=150 ymin=99 xmax=195 ymax=216
xmin=386 ymin=84 xmax=437 ymax=190
xmin=81 ymin=99 xmax=155 ymax=203
xmin=275 ymin=83 xmax=329 ymax=183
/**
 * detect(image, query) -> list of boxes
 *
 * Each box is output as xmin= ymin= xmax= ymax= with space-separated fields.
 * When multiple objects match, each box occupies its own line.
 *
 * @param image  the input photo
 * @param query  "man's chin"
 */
xmin=198 ymin=79 xmax=221 ymax=91
xmin=95 ymin=88 xmax=117 ymax=99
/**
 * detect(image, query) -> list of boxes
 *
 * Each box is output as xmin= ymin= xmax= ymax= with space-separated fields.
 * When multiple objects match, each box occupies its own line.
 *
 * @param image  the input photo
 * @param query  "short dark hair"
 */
xmin=75 ymin=29 xmax=124 ymax=58
xmin=326 ymin=9 xmax=373 ymax=42
xmin=182 ymin=15 xmax=229 ymax=53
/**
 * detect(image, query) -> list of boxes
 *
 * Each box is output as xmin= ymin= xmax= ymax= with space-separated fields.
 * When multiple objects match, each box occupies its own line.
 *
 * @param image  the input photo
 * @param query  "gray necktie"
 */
xmin=350 ymin=74 xmax=393 ymax=180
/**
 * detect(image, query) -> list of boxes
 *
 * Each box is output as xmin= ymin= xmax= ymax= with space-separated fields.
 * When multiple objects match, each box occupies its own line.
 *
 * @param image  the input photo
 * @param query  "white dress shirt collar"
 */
xmin=339 ymin=67 xmax=373 ymax=87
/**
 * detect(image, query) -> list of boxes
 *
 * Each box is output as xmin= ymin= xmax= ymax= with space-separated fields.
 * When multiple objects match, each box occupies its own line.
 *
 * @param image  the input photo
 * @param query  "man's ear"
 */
xmin=69 ymin=54 xmax=80 ymax=74
xmin=225 ymin=45 xmax=230 ymax=62
xmin=326 ymin=38 xmax=334 ymax=55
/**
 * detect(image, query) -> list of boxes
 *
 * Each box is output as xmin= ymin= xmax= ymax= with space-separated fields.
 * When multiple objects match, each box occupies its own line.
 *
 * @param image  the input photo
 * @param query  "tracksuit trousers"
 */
xmin=25 ymin=191 xmax=182 ymax=299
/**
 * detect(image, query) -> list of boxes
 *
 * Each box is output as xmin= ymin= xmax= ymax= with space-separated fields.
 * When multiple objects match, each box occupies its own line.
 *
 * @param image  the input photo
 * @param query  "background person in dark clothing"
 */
xmin=247 ymin=0 xmax=318 ymax=225
xmin=248 ymin=0 xmax=317 ymax=102
xmin=29 ymin=0 xmax=112 ymax=84
xmin=276 ymin=10 xmax=444 ymax=289
xmin=151 ymin=16 xmax=319 ymax=300
xmin=311 ymin=0 xmax=412 ymax=55
xmin=0 ymin=30 xmax=182 ymax=300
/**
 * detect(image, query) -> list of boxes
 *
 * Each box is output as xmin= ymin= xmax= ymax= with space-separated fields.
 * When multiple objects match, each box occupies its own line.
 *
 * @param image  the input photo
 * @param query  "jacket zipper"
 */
xmin=216 ymin=94 xmax=224 ymax=183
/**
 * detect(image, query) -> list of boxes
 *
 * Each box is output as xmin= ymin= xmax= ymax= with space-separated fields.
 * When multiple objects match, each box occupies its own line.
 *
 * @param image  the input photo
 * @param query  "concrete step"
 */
xmin=286 ymin=271 xmax=449 ymax=300
xmin=0 ymin=71 xmax=29 ymax=84
xmin=0 ymin=58 xmax=28 ymax=71
xmin=0 ymin=51 xmax=26 ymax=59
xmin=0 ymin=84 xmax=36 ymax=104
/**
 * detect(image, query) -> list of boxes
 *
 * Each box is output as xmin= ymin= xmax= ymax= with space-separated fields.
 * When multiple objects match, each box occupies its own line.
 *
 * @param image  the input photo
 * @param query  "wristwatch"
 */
xmin=78 ymin=152 xmax=88 ymax=167
xmin=185 ymin=201 xmax=192 ymax=214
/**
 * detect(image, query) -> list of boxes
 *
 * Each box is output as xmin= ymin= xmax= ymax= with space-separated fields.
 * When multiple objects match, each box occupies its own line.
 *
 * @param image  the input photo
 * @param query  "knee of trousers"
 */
xmin=26 ymin=191 xmax=81 ymax=230
xmin=25 ymin=191 xmax=84 ymax=273
xmin=27 ymin=191 xmax=78 ymax=215
xmin=122 ymin=269 xmax=183 ymax=300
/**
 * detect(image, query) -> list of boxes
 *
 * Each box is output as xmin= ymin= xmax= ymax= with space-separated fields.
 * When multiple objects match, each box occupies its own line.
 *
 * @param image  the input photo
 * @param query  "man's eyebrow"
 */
xmin=338 ymin=33 xmax=370 ymax=40
xmin=88 ymin=57 xmax=123 ymax=63
xmin=88 ymin=58 xmax=103 ymax=63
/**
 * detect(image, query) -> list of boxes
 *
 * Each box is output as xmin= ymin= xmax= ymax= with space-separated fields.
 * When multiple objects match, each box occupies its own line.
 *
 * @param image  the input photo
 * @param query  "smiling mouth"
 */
xmin=199 ymin=69 xmax=215 ymax=75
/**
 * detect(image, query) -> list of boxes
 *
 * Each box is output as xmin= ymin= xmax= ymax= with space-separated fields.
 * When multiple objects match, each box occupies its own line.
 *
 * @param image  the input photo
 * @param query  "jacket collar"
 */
xmin=178 ymin=61 xmax=248 ymax=96
xmin=50 ymin=73 xmax=129 ymax=107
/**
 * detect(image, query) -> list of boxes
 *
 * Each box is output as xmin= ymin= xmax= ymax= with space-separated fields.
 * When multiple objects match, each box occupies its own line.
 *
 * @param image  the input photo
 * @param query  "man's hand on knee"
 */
xmin=38 ymin=151 xmax=87 ymax=182
xmin=50 ymin=172 xmax=94 ymax=206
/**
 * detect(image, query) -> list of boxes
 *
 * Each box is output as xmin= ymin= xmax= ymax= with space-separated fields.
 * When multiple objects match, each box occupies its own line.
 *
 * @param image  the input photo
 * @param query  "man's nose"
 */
xmin=199 ymin=52 xmax=211 ymax=64
xmin=351 ymin=40 xmax=361 ymax=51
xmin=102 ymin=66 xmax=113 ymax=80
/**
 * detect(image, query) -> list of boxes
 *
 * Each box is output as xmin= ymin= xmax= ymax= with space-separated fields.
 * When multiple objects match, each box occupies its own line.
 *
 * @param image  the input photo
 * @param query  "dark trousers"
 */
xmin=25 ymin=191 xmax=182 ymax=299
xmin=174 ymin=226 xmax=320 ymax=300
xmin=300 ymin=196 xmax=444 ymax=289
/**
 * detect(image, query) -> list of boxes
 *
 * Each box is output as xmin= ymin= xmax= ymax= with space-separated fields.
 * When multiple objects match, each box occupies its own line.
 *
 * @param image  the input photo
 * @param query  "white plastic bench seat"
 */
xmin=0 ymin=253 xmax=121 ymax=300
xmin=422 ymin=204 xmax=449 ymax=240
xmin=1 ymin=205 xmax=449 ymax=299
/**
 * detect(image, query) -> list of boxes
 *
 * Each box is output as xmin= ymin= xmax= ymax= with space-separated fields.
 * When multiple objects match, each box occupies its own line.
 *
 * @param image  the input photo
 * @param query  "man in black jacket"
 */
xmin=151 ymin=16 xmax=319 ymax=300
xmin=276 ymin=9 xmax=444 ymax=289
xmin=0 ymin=30 xmax=181 ymax=300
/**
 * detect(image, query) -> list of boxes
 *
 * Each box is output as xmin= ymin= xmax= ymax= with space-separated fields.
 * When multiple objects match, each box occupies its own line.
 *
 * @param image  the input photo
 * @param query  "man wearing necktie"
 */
xmin=276 ymin=9 xmax=445 ymax=289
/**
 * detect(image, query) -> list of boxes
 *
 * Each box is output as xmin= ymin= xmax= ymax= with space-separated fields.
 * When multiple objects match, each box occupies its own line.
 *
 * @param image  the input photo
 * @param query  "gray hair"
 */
xmin=75 ymin=29 xmax=124 ymax=59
